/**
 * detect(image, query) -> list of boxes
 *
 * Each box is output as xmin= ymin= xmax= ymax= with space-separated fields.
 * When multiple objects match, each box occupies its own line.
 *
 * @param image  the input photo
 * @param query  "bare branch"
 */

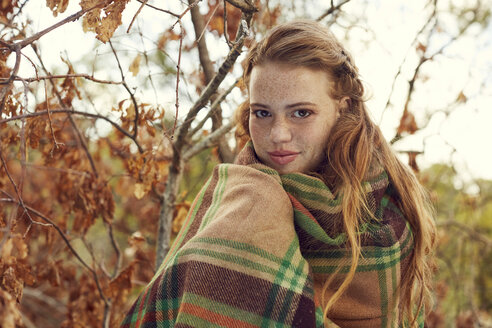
xmin=380 ymin=1 xmax=438 ymax=123
xmin=135 ymin=0 xmax=180 ymax=18
xmin=437 ymin=220 xmax=492 ymax=249
xmin=109 ymin=40 xmax=140 ymax=143
xmin=0 ymin=109 xmax=142 ymax=152
xmin=190 ymin=78 xmax=239 ymax=137
xmin=155 ymin=11 xmax=254 ymax=267
xmin=224 ymin=0 xmax=257 ymax=13
xmin=316 ymin=0 xmax=352 ymax=21
xmin=183 ymin=120 xmax=234 ymax=161
xmin=1 ymin=74 xmax=124 ymax=85
xmin=15 ymin=6 xmax=99 ymax=50
xmin=0 ymin=195 xmax=109 ymax=306
xmin=107 ymin=222 xmax=122 ymax=279
xmin=172 ymin=21 xmax=185 ymax=137
xmin=127 ymin=0 xmax=148 ymax=33
xmin=30 ymin=47 xmax=99 ymax=176
xmin=174 ymin=18 xmax=249 ymax=148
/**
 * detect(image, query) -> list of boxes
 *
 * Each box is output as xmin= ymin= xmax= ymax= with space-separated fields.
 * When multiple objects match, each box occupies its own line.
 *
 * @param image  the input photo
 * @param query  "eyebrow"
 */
xmin=250 ymin=102 xmax=317 ymax=109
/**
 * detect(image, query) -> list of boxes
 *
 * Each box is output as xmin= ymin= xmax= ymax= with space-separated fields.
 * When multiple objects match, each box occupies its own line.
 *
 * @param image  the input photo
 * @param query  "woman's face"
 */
xmin=248 ymin=61 xmax=341 ymax=174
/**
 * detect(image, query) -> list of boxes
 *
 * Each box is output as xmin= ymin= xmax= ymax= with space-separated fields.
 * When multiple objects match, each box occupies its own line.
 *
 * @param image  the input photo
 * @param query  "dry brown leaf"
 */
xmin=96 ymin=0 xmax=130 ymax=43
xmin=81 ymin=0 xmax=130 ymax=43
xmin=0 ymin=289 xmax=22 ymax=328
xmin=129 ymin=54 xmax=141 ymax=76
xmin=397 ymin=109 xmax=418 ymax=135
xmin=46 ymin=0 xmax=69 ymax=16
xmin=134 ymin=183 xmax=146 ymax=199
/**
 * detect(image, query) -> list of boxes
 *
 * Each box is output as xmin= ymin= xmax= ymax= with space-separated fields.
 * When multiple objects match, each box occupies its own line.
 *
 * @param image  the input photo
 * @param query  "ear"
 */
xmin=337 ymin=96 xmax=350 ymax=117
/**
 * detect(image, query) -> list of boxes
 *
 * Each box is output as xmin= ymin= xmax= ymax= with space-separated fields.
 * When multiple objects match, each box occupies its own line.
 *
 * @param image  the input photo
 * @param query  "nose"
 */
xmin=270 ymin=118 xmax=292 ymax=144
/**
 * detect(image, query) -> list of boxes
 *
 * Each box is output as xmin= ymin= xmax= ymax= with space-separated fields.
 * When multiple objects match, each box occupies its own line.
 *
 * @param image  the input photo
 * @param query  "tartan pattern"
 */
xmin=121 ymin=143 xmax=419 ymax=328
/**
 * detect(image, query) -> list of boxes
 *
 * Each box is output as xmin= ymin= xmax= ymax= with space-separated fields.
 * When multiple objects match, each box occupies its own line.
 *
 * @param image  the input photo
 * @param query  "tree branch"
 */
xmin=190 ymin=78 xmax=239 ymax=137
xmin=224 ymin=0 xmax=257 ymax=13
xmin=0 ymin=74 xmax=124 ymax=85
xmin=437 ymin=219 xmax=492 ymax=248
xmin=0 ymin=109 xmax=143 ymax=152
xmin=0 ymin=195 xmax=109 ymax=306
xmin=183 ymin=120 xmax=234 ymax=161
xmin=109 ymin=40 xmax=140 ymax=142
xmin=155 ymin=11 xmax=254 ymax=267
xmin=135 ymin=0 xmax=180 ymax=18
xmin=316 ymin=0 xmax=352 ymax=21
xmin=188 ymin=0 xmax=234 ymax=163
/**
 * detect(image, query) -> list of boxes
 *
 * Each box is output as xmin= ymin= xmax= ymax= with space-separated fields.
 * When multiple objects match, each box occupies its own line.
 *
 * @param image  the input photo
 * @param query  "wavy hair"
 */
xmin=235 ymin=20 xmax=436 ymax=326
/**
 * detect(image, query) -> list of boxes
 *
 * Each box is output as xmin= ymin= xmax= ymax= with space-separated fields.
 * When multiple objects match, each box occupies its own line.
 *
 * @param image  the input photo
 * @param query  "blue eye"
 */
xmin=293 ymin=110 xmax=310 ymax=118
xmin=253 ymin=110 xmax=271 ymax=118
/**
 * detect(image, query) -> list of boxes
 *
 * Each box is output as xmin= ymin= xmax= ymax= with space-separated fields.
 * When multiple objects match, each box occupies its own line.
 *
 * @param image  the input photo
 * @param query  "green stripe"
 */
xmin=278 ymin=253 xmax=309 ymax=323
xmin=193 ymin=237 xmax=283 ymax=263
xmin=308 ymin=241 xmax=404 ymax=274
xmin=305 ymin=220 xmax=413 ymax=261
xmin=378 ymin=245 xmax=388 ymax=328
xmin=177 ymin=247 xmax=280 ymax=276
xmin=200 ymin=165 xmax=228 ymax=229
xmin=282 ymin=173 xmax=332 ymax=190
xmin=284 ymin=183 xmax=341 ymax=205
xmin=261 ymin=239 xmax=299 ymax=326
xmin=294 ymin=208 xmax=346 ymax=246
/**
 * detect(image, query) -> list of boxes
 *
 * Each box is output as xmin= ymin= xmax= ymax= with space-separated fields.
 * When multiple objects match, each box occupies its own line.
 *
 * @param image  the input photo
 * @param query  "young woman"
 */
xmin=122 ymin=20 xmax=436 ymax=328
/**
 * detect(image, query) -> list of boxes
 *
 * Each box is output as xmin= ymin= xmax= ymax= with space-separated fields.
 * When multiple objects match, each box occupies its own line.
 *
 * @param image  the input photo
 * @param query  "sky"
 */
xmin=10 ymin=0 xmax=492 ymax=185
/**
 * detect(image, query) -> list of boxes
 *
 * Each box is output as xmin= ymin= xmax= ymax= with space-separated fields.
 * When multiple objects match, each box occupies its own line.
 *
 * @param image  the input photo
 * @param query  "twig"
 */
xmin=171 ymin=21 xmax=184 ymax=137
xmin=197 ymin=2 xmax=220 ymax=44
xmin=316 ymin=0 xmax=352 ymax=21
xmin=15 ymin=6 xmax=99 ymax=50
xmin=0 ymin=147 xmax=43 ymax=233
xmin=109 ymin=40 xmax=140 ymax=142
xmin=174 ymin=21 xmax=248 ymax=146
xmin=183 ymin=120 xmax=234 ymax=160
xmin=224 ymin=0 xmax=257 ymax=13
xmin=43 ymin=80 xmax=64 ymax=154
xmin=107 ymin=222 xmax=122 ymax=279
xmin=437 ymin=220 xmax=492 ymax=248
xmin=135 ymin=0 xmax=180 ymax=18
xmin=0 ymin=109 xmax=141 ymax=151
xmin=0 ymin=74 xmax=124 ymax=85
xmin=0 ymin=195 xmax=109 ymax=306
xmin=223 ymin=0 xmax=232 ymax=48
xmin=127 ymin=0 xmax=148 ymax=33
xmin=190 ymin=78 xmax=239 ymax=137
xmin=31 ymin=47 xmax=99 ymax=177
xmin=380 ymin=2 xmax=438 ymax=124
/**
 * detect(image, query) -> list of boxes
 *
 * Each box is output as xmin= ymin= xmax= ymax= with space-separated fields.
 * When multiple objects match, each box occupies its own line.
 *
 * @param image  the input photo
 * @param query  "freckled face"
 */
xmin=248 ymin=62 xmax=340 ymax=174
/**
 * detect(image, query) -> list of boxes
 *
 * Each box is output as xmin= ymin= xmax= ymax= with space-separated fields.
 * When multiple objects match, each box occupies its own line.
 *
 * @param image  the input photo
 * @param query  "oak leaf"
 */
xmin=46 ymin=0 xmax=69 ymax=16
xmin=81 ymin=0 xmax=130 ymax=43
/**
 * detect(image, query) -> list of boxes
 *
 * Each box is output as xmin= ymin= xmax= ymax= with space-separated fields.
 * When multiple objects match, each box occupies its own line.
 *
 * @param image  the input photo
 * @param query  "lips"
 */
xmin=268 ymin=150 xmax=300 ymax=165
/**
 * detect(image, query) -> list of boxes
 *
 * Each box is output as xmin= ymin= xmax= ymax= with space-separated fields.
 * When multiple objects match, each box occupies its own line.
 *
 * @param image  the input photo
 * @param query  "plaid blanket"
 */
xmin=121 ymin=144 xmax=418 ymax=328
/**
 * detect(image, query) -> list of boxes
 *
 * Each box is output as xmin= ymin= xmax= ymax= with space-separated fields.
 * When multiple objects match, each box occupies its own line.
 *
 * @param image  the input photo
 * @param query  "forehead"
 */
xmin=249 ymin=62 xmax=332 ymax=101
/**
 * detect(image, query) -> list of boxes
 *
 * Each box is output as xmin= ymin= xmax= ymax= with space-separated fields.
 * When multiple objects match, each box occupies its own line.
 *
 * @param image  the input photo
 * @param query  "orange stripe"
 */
xmin=287 ymin=193 xmax=318 ymax=223
xmin=180 ymin=302 xmax=259 ymax=328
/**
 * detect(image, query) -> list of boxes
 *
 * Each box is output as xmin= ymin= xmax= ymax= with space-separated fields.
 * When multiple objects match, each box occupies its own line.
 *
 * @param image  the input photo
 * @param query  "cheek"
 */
xmin=249 ymin=119 xmax=264 ymax=144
